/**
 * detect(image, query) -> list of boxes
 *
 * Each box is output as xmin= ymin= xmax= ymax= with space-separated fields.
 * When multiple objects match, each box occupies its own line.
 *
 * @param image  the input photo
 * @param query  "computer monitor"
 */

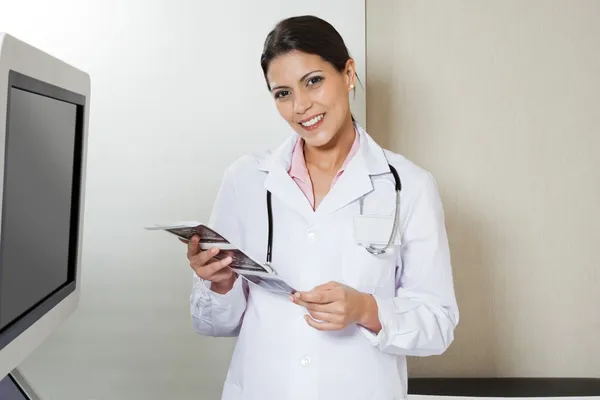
xmin=0 ymin=33 xmax=90 ymax=382
xmin=0 ymin=370 xmax=40 ymax=400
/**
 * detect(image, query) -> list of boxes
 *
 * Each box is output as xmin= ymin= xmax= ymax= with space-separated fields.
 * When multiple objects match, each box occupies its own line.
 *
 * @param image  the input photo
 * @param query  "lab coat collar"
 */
xmin=258 ymin=123 xmax=390 ymax=217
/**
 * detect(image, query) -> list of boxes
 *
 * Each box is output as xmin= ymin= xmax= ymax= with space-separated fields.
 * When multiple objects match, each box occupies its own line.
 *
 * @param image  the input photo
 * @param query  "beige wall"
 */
xmin=367 ymin=0 xmax=600 ymax=378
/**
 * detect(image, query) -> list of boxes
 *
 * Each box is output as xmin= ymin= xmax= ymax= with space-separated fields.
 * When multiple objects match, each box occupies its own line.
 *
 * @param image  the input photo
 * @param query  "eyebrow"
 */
xmin=270 ymin=70 xmax=323 ymax=92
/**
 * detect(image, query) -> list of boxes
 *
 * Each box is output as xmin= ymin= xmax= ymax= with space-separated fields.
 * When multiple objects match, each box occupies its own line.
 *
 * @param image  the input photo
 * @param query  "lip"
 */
xmin=297 ymin=113 xmax=326 ymax=131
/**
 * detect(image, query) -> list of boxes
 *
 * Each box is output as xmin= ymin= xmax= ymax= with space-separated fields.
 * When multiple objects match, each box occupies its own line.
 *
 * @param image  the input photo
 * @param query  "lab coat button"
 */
xmin=300 ymin=356 xmax=311 ymax=367
xmin=307 ymin=232 xmax=316 ymax=242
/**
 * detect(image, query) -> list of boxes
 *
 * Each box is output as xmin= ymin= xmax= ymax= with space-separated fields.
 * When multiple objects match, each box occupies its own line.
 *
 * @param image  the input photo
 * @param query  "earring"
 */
xmin=350 ymin=84 xmax=354 ymax=90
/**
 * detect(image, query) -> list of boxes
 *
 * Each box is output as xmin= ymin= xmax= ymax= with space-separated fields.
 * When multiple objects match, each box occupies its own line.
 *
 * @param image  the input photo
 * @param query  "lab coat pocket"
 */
xmin=341 ymin=243 xmax=396 ymax=293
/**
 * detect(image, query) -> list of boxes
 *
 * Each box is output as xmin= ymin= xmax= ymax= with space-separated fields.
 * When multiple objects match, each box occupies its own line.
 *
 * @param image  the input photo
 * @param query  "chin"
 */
xmin=292 ymin=118 xmax=340 ymax=148
xmin=298 ymin=129 xmax=335 ymax=148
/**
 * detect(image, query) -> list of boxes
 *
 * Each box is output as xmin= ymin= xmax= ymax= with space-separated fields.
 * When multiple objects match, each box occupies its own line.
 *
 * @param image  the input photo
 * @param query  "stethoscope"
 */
xmin=264 ymin=163 xmax=401 ymax=270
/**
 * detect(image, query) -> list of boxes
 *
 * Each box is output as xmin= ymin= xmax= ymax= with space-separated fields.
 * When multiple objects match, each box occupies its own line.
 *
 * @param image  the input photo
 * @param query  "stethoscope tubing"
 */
xmin=265 ymin=163 xmax=401 ymax=265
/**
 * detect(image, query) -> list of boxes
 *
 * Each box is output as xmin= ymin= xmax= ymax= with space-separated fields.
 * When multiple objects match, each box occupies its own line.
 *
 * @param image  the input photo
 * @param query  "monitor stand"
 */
xmin=0 ymin=369 xmax=42 ymax=400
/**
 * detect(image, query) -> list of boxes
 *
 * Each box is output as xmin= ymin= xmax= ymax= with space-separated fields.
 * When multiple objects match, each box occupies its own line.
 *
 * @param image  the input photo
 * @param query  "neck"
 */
xmin=304 ymin=118 xmax=356 ymax=173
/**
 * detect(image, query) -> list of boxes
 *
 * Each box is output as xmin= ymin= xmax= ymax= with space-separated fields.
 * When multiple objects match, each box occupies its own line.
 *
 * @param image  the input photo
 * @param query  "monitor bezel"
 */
xmin=0 ymin=70 xmax=86 ymax=352
xmin=0 ymin=370 xmax=38 ymax=400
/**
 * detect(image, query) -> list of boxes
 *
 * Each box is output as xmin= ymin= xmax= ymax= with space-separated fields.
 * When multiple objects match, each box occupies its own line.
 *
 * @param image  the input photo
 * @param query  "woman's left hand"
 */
xmin=291 ymin=281 xmax=382 ymax=333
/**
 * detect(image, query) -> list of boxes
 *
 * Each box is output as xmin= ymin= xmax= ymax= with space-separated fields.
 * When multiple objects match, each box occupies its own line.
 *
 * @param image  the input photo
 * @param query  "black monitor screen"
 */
xmin=0 ymin=70 xmax=85 ymax=351
xmin=0 ymin=374 xmax=29 ymax=400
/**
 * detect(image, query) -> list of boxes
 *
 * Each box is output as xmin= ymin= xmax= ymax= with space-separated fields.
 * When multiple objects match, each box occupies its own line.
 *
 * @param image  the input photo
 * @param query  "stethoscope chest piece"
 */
xmin=366 ymin=245 xmax=388 ymax=255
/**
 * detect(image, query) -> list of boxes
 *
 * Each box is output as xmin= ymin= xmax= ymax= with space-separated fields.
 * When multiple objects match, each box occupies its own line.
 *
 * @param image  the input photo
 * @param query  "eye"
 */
xmin=307 ymin=76 xmax=323 ymax=86
xmin=275 ymin=90 xmax=290 ymax=99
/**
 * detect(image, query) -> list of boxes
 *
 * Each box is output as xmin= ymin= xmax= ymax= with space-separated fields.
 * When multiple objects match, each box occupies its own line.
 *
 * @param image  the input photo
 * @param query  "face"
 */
xmin=266 ymin=50 xmax=356 ymax=148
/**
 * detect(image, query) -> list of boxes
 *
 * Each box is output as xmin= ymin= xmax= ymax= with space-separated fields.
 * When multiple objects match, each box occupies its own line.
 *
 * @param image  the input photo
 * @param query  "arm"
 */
xmin=359 ymin=171 xmax=459 ymax=356
xmin=190 ymin=166 xmax=249 ymax=337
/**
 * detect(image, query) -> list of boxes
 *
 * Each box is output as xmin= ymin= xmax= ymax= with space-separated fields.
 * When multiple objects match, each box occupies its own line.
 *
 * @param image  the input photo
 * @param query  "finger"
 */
xmin=306 ymin=310 xmax=343 ymax=324
xmin=203 ymin=256 xmax=233 ymax=276
xmin=187 ymin=235 xmax=201 ymax=258
xmin=304 ymin=315 xmax=344 ymax=331
xmin=208 ymin=267 xmax=235 ymax=284
xmin=294 ymin=299 xmax=341 ymax=314
xmin=295 ymin=289 xmax=338 ymax=304
xmin=311 ymin=281 xmax=340 ymax=291
xmin=191 ymin=257 xmax=231 ymax=279
xmin=190 ymin=247 xmax=219 ymax=267
xmin=190 ymin=251 xmax=227 ymax=277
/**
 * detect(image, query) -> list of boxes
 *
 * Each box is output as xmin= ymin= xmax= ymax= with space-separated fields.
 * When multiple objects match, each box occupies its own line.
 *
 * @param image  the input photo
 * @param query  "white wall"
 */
xmin=0 ymin=1 xmax=365 ymax=399
xmin=367 ymin=0 xmax=600 ymax=378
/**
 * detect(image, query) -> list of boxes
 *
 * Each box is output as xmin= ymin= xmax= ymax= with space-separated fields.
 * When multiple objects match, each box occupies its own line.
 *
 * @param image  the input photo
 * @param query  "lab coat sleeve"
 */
xmin=190 ymin=166 xmax=249 ymax=337
xmin=359 ymin=172 xmax=459 ymax=356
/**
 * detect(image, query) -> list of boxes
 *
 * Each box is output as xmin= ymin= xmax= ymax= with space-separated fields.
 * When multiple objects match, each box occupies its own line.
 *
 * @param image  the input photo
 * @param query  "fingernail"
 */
xmin=294 ymin=292 xmax=300 ymax=299
xmin=289 ymin=295 xmax=294 ymax=302
xmin=211 ymin=248 xmax=218 ymax=254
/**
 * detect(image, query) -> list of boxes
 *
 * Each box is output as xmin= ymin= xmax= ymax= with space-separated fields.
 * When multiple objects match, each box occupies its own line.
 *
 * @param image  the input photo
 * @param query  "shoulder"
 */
xmin=374 ymin=148 xmax=447 ymax=233
xmin=223 ymin=153 xmax=264 ymax=175
xmin=221 ymin=133 xmax=296 ymax=182
xmin=218 ymin=143 xmax=282 ymax=190
xmin=381 ymin=147 xmax=439 ymax=196
xmin=375 ymin=145 xmax=445 ymax=222
xmin=357 ymin=124 xmax=437 ymax=196
xmin=222 ymin=149 xmax=272 ymax=176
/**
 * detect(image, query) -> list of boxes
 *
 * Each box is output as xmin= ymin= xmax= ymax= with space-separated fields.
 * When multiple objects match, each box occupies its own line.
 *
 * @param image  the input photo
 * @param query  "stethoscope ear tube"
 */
xmin=389 ymin=163 xmax=401 ymax=191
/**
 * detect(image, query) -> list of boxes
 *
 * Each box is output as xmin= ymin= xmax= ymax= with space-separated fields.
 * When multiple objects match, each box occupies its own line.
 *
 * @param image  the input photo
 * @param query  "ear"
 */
xmin=344 ymin=58 xmax=356 ymax=90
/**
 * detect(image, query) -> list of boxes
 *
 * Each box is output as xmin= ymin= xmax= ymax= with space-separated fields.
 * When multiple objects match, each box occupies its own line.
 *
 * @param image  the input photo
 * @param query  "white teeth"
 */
xmin=301 ymin=114 xmax=324 ymax=127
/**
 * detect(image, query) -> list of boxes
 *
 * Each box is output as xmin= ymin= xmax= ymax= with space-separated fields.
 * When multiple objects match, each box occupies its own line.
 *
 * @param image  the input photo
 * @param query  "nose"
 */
xmin=293 ymin=90 xmax=312 ymax=115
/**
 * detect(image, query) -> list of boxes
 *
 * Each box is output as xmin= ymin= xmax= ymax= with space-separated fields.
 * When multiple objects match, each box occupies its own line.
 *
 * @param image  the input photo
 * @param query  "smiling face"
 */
xmin=266 ymin=50 xmax=356 ymax=148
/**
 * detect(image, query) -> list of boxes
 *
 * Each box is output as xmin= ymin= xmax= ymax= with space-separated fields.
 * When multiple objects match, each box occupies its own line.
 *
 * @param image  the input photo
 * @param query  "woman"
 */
xmin=187 ymin=15 xmax=459 ymax=400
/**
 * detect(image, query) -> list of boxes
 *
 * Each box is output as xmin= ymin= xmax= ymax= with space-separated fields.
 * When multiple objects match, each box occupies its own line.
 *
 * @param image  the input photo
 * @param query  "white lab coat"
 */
xmin=190 ymin=124 xmax=459 ymax=400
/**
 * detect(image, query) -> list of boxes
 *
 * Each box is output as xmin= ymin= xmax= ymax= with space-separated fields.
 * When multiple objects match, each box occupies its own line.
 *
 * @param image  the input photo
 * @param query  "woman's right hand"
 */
xmin=183 ymin=235 xmax=236 ymax=294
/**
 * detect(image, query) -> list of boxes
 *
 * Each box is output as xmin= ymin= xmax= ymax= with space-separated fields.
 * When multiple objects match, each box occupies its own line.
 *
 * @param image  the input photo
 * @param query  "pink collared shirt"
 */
xmin=288 ymin=131 xmax=360 ymax=209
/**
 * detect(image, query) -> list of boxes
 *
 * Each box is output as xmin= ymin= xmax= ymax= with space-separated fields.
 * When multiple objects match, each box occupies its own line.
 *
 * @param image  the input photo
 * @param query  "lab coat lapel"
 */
xmin=314 ymin=148 xmax=373 ymax=216
xmin=316 ymin=125 xmax=390 ymax=216
xmin=257 ymin=125 xmax=390 ymax=218
xmin=259 ymin=135 xmax=315 ymax=219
